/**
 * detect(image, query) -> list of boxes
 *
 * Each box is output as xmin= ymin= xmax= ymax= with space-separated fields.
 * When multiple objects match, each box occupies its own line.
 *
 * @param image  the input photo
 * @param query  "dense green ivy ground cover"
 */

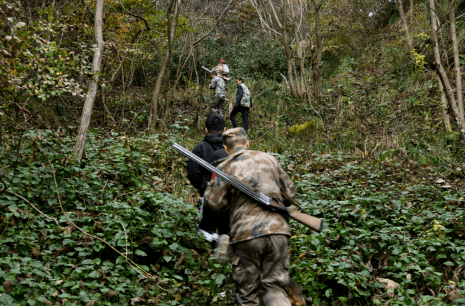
xmin=0 ymin=130 xmax=234 ymax=305
xmin=278 ymin=150 xmax=465 ymax=305
xmin=1 ymin=130 xmax=464 ymax=305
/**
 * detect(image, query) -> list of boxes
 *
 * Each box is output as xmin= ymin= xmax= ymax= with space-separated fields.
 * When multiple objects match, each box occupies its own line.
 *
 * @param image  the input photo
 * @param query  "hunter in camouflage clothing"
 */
xmin=212 ymin=60 xmax=229 ymax=78
xmin=204 ymin=128 xmax=298 ymax=306
xmin=209 ymin=70 xmax=227 ymax=116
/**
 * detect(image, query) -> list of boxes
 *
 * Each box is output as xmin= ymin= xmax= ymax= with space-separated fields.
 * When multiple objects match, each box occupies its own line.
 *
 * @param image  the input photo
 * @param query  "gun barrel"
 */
xmin=201 ymin=66 xmax=212 ymax=73
xmin=173 ymin=143 xmax=268 ymax=205
xmin=173 ymin=143 xmax=324 ymax=232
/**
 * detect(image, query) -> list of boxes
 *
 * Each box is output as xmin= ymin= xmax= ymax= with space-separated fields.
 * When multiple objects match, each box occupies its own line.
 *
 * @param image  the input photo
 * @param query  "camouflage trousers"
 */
xmin=210 ymin=94 xmax=225 ymax=117
xmin=231 ymin=235 xmax=292 ymax=306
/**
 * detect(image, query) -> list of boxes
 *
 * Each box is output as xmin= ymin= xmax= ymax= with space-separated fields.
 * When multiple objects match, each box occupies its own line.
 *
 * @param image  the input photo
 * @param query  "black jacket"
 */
xmin=211 ymin=148 xmax=227 ymax=167
xmin=235 ymin=85 xmax=252 ymax=108
xmin=187 ymin=133 xmax=224 ymax=196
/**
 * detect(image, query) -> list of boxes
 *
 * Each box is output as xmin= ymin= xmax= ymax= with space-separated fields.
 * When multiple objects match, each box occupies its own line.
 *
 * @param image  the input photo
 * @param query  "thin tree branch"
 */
xmin=193 ymin=0 xmax=236 ymax=45
xmin=119 ymin=0 xmax=151 ymax=31
xmin=6 ymin=190 xmax=59 ymax=225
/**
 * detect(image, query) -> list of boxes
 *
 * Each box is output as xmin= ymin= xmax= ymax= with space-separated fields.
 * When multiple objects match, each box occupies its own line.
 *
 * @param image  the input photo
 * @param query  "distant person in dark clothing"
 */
xmin=230 ymin=77 xmax=252 ymax=132
xmin=187 ymin=114 xmax=229 ymax=246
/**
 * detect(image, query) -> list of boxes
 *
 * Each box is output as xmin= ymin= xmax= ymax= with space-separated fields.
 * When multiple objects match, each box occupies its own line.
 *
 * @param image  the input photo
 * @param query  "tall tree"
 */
xmin=148 ymin=0 xmax=182 ymax=133
xmin=250 ymin=0 xmax=299 ymax=97
xmin=74 ymin=0 xmax=105 ymax=160
xmin=396 ymin=0 xmax=413 ymax=48
xmin=429 ymin=0 xmax=465 ymax=138
xmin=311 ymin=0 xmax=323 ymax=98
xmin=449 ymin=5 xmax=464 ymax=121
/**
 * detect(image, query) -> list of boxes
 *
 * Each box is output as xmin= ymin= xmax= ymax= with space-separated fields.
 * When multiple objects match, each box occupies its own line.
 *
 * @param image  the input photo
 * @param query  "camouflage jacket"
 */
xmin=204 ymin=148 xmax=297 ymax=244
xmin=209 ymin=76 xmax=226 ymax=96
xmin=212 ymin=64 xmax=228 ymax=77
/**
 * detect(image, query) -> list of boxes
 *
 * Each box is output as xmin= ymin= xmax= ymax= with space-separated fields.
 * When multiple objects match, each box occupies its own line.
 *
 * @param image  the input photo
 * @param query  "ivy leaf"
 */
xmin=169 ymin=243 xmax=179 ymax=252
xmin=134 ymin=249 xmax=147 ymax=257
xmin=163 ymin=255 xmax=172 ymax=262
xmin=215 ymin=274 xmax=226 ymax=286
xmin=0 ymin=294 xmax=15 ymax=305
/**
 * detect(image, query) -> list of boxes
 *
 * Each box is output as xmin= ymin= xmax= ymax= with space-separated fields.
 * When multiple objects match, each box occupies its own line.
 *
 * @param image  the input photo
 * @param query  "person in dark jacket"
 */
xmin=230 ymin=77 xmax=252 ymax=132
xmin=187 ymin=114 xmax=229 ymax=246
xmin=187 ymin=114 xmax=226 ymax=196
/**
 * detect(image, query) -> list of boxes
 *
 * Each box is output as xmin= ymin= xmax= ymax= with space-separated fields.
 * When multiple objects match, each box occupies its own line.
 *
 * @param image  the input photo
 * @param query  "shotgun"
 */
xmin=201 ymin=66 xmax=231 ymax=81
xmin=173 ymin=143 xmax=324 ymax=232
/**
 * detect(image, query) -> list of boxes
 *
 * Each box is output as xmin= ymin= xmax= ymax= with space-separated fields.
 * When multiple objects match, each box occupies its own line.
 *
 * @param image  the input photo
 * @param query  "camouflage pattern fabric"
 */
xmin=238 ymin=83 xmax=251 ymax=108
xmin=210 ymin=93 xmax=225 ymax=116
xmin=231 ymin=235 xmax=291 ymax=306
xmin=209 ymin=76 xmax=226 ymax=96
xmin=212 ymin=64 xmax=229 ymax=77
xmin=204 ymin=148 xmax=297 ymax=244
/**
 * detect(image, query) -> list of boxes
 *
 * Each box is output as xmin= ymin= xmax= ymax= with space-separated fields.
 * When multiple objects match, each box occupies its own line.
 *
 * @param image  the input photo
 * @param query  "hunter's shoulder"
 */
xmin=240 ymin=150 xmax=278 ymax=165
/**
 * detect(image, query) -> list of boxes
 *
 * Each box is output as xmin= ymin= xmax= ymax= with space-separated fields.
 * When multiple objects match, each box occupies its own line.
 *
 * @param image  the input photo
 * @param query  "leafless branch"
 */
xmin=6 ymin=190 xmax=59 ymax=225
xmin=193 ymin=0 xmax=236 ymax=45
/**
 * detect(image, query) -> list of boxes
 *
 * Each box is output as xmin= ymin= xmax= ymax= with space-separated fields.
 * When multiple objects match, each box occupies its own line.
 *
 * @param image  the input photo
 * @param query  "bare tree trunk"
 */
xmin=430 ymin=0 xmax=465 ymax=138
xmin=74 ymin=0 xmax=105 ymax=160
xmin=410 ymin=0 xmax=414 ymax=21
xmin=311 ymin=0 xmax=322 ymax=98
xmin=450 ymin=7 xmax=464 ymax=121
xmin=282 ymin=0 xmax=298 ymax=97
xmin=148 ymin=0 xmax=181 ymax=133
xmin=396 ymin=0 xmax=413 ymax=48
xmin=438 ymin=75 xmax=452 ymax=132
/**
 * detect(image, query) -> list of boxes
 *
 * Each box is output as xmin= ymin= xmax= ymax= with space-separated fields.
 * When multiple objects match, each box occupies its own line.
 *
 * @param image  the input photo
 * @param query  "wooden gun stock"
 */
xmin=280 ymin=191 xmax=324 ymax=232
xmin=284 ymin=206 xmax=324 ymax=233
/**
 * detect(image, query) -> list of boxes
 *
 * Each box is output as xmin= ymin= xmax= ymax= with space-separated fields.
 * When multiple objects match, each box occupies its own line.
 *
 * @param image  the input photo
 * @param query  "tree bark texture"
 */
xmin=430 ymin=0 xmax=465 ymax=138
xmin=148 ymin=0 xmax=182 ymax=133
xmin=74 ymin=0 xmax=105 ymax=160
xmin=311 ymin=0 xmax=322 ymax=98
xmin=450 ymin=7 xmax=464 ymax=121
xmin=282 ymin=0 xmax=298 ymax=97
xmin=396 ymin=0 xmax=413 ymax=49
xmin=410 ymin=0 xmax=414 ymax=22
xmin=438 ymin=75 xmax=452 ymax=132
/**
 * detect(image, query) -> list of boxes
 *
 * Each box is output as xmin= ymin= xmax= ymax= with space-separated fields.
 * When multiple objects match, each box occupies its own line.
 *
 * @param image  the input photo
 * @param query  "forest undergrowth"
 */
xmin=0 ymin=121 xmax=464 ymax=306
xmin=2 ymin=21 xmax=465 ymax=306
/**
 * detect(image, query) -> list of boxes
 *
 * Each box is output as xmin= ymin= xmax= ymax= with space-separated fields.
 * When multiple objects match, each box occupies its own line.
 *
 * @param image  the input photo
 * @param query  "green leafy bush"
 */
xmin=0 ymin=130 xmax=234 ymax=305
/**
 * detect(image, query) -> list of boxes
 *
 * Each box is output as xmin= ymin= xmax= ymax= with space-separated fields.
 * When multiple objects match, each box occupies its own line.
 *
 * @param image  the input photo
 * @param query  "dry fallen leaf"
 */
xmin=3 ymin=280 xmax=12 ymax=294
xmin=43 ymin=298 xmax=52 ymax=305
xmin=376 ymin=278 xmax=399 ymax=290
xmin=365 ymin=261 xmax=373 ymax=272
xmin=138 ymin=237 xmax=153 ymax=246
xmin=435 ymin=178 xmax=445 ymax=184
xmin=130 ymin=297 xmax=146 ymax=305
xmin=106 ymin=290 xmax=118 ymax=297
xmin=449 ymin=289 xmax=461 ymax=301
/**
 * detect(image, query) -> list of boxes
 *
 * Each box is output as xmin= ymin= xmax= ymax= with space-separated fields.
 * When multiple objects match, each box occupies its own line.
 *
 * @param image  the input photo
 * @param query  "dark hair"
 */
xmin=211 ymin=70 xmax=218 ymax=76
xmin=205 ymin=114 xmax=225 ymax=133
xmin=236 ymin=77 xmax=243 ymax=82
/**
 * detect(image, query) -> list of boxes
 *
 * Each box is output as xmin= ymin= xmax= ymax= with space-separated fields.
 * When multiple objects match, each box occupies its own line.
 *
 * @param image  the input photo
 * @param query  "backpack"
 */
xmin=239 ymin=83 xmax=251 ymax=108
